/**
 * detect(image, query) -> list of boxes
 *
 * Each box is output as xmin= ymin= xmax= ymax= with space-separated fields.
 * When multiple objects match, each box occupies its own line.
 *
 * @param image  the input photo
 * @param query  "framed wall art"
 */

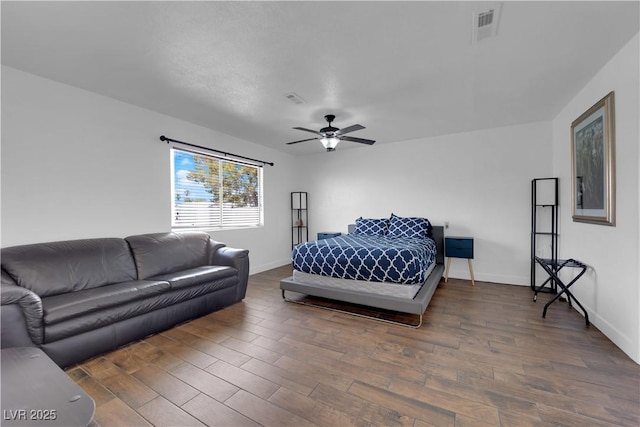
xmin=571 ymin=91 xmax=615 ymax=226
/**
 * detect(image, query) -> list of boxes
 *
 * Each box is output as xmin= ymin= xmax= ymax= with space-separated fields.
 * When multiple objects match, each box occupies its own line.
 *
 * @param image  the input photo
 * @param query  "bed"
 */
xmin=280 ymin=216 xmax=445 ymax=327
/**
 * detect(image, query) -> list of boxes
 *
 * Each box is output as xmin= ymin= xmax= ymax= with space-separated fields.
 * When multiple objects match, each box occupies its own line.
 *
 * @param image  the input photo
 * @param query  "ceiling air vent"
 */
xmin=478 ymin=10 xmax=494 ymax=27
xmin=284 ymin=92 xmax=305 ymax=105
xmin=472 ymin=3 xmax=502 ymax=43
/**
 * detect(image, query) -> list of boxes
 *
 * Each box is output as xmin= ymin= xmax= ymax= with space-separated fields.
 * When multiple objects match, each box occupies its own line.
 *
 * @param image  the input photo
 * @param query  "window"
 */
xmin=171 ymin=148 xmax=263 ymax=230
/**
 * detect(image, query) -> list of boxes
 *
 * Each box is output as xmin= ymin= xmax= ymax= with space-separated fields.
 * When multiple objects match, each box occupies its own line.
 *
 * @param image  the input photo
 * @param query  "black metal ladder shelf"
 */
xmin=531 ymin=178 xmax=559 ymax=294
xmin=534 ymin=256 xmax=589 ymax=326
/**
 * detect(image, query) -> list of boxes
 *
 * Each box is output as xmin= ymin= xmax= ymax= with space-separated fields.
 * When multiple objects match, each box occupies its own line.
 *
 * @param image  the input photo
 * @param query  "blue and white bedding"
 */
xmin=291 ymin=233 xmax=437 ymax=285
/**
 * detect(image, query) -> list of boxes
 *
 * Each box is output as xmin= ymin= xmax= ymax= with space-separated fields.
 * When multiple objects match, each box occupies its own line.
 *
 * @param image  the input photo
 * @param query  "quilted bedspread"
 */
xmin=291 ymin=234 xmax=437 ymax=284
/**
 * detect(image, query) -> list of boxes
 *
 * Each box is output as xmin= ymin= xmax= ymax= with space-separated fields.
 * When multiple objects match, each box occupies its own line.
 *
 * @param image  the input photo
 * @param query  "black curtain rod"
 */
xmin=159 ymin=135 xmax=274 ymax=167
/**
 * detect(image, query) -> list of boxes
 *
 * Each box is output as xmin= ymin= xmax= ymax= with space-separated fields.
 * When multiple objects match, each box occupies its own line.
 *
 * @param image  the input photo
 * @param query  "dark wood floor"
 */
xmin=68 ymin=265 xmax=640 ymax=426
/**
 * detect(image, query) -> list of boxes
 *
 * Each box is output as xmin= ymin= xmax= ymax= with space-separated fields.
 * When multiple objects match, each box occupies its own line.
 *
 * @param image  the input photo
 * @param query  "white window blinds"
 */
xmin=171 ymin=148 xmax=263 ymax=229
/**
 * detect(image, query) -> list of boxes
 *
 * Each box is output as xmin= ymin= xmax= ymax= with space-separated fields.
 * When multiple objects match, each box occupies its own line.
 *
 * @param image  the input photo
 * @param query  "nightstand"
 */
xmin=317 ymin=232 xmax=341 ymax=240
xmin=444 ymin=236 xmax=475 ymax=286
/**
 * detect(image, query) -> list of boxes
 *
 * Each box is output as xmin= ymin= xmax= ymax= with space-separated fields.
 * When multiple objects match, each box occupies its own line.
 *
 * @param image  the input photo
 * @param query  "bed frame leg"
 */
xmin=281 ymin=290 xmax=424 ymax=328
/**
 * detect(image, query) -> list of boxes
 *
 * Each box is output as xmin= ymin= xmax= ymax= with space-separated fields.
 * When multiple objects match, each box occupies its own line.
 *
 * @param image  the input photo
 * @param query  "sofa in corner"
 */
xmin=0 ymin=231 xmax=249 ymax=367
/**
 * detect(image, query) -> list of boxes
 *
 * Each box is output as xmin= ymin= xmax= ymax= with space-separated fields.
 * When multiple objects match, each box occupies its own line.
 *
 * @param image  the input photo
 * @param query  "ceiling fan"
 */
xmin=286 ymin=114 xmax=376 ymax=152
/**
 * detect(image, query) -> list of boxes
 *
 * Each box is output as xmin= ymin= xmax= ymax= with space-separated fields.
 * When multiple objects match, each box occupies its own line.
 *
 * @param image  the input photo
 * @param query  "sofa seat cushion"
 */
xmin=43 ymin=275 xmax=239 ymax=343
xmin=149 ymin=266 xmax=237 ymax=290
xmin=42 ymin=280 xmax=170 ymax=325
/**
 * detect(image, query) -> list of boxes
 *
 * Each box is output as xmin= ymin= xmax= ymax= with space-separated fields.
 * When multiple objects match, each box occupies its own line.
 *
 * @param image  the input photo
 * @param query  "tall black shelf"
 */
xmin=291 ymin=192 xmax=308 ymax=249
xmin=531 ymin=178 xmax=559 ymax=294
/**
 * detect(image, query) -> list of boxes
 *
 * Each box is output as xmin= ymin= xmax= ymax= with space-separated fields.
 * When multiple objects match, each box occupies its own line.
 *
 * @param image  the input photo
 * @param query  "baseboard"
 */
xmin=447 ymin=268 xmax=529 ymax=286
xmin=585 ymin=309 xmax=638 ymax=364
xmin=249 ymin=259 xmax=291 ymax=275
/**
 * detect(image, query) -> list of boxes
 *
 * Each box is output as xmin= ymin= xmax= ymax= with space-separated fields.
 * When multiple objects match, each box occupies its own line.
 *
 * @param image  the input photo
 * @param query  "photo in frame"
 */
xmin=571 ymin=91 xmax=615 ymax=226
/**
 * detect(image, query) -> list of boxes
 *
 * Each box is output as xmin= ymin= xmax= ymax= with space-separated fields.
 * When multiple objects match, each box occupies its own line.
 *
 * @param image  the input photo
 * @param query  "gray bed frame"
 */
xmin=280 ymin=225 xmax=445 ymax=328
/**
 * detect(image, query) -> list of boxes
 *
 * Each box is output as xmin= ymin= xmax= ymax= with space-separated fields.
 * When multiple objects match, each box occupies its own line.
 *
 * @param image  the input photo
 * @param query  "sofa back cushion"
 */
xmin=1 ymin=238 xmax=137 ymax=297
xmin=125 ymin=232 xmax=211 ymax=279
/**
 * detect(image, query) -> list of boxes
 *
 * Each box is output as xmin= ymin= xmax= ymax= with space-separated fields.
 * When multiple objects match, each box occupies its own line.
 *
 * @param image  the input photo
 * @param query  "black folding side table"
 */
xmin=534 ymin=256 xmax=589 ymax=326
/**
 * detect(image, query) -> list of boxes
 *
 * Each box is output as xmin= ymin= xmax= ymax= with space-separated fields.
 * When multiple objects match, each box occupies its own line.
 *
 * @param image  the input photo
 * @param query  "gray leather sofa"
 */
xmin=0 ymin=231 xmax=249 ymax=367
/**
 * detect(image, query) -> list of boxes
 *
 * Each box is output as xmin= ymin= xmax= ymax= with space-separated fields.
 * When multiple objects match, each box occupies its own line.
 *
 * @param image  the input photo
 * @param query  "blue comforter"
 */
xmin=291 ymin=234 xmax=437 ymax=284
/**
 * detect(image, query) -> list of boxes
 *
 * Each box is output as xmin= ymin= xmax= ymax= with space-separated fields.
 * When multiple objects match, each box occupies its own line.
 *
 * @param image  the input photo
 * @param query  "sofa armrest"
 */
xmin=1 ymin=283 xmax=44 ymax=346
xmin=212 ymin=247 xmax=250 ymax=301
xmin=207 ymin=239 xmax=227 ymax=264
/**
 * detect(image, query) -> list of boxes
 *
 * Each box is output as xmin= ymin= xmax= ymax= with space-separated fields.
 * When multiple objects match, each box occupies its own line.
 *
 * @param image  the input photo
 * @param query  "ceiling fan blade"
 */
xmin=340 ymin=135 xmax=376 ymax=145
xmin=293 ymin=127 xmax=323 ymax=136
xmin=286 ymin=137 xmax=319 ymax=145
xmin=335 ymin=124 xmax=365 ymax=136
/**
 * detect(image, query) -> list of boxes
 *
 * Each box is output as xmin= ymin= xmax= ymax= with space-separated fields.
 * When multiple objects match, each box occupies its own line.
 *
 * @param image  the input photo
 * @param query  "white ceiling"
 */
xmin=2 ymin=1 xmax=639 ymax=155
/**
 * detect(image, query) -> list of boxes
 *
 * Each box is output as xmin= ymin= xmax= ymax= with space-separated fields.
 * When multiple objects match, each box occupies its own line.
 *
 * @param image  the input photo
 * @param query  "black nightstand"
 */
xmin=317 ymin=232 xmax=341 ymax=240
xmin=444 ymin=236 xmax=475 ymax=286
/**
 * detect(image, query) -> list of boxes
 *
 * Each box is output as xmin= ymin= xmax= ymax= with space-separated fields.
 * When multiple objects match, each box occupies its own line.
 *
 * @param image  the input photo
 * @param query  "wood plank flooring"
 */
xmin=67 ymin=265 xmax=640 ymax=426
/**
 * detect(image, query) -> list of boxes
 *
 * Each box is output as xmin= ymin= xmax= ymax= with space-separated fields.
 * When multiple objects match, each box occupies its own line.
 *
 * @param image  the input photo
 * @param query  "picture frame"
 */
xmin=571 ymin=91 xmax=615 ymax=226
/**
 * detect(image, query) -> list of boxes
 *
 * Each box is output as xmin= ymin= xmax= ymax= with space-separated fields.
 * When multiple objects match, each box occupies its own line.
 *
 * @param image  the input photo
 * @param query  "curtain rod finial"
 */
xmin=160 ymin=135 xmax=167 ymax=142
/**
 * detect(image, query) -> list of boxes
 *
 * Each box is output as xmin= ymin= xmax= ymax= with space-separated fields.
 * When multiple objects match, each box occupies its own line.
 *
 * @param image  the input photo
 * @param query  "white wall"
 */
xmin=551 ymin=34 xmax=640 ymax=363
xmin=1 ymin=66 xmax=296 ymax=273
xmin=294 ymin=121 xmax=553 ymax=286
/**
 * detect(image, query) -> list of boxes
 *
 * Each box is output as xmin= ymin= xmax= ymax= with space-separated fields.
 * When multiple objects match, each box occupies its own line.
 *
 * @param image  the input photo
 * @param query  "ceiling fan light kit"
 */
xmin=286 ymin=114 xmax=375 ymax=152
xmin=320 ymin=137 xmax=340 ymax=151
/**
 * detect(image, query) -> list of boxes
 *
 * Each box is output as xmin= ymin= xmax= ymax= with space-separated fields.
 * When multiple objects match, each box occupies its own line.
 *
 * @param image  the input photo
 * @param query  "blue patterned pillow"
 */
xmin=353 ymin=217 xmax=389 ymax=236
xmin=388 ymin=214 xmax=433 ymax=239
